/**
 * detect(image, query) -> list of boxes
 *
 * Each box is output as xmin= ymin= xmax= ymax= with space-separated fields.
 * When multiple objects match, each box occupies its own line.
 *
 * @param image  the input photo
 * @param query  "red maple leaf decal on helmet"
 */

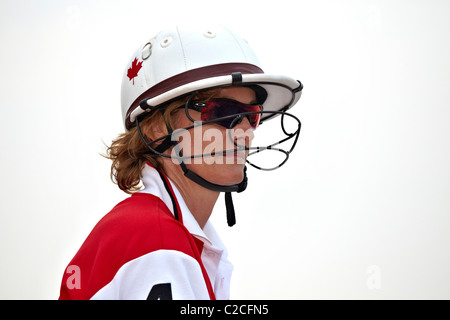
xmin=127 ymin=58 xmax=143 ymax=85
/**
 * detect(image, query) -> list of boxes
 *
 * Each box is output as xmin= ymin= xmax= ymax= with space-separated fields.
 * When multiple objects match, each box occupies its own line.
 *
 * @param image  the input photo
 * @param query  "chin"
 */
xmin=205 ymin=163 xmax=245 ymax=186
xmin=185 ymin=157 xmax=246 ymax=187
xmin=192 ymin=164 xmax=244 ymax=186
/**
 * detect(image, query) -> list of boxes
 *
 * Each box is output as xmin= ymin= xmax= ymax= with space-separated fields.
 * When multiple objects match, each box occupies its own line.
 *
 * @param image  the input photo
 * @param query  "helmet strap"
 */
xmin=175 ymin=146 xmax=248 ymax=227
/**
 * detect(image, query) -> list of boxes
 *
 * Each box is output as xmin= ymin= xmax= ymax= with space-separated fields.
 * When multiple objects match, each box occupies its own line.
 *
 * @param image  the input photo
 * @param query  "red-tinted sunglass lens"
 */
xmin=200 ymin=100 xmax=262 ymax=129
xmin=247 ymin=111 xmax=261 ymax=129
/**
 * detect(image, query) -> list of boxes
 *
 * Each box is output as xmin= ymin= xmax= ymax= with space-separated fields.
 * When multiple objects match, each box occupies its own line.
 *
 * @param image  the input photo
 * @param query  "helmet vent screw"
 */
xmin=160 ymin=37 xmax=173 ymax=48
xmin=204 ymin=30 xmax=216 ymax=38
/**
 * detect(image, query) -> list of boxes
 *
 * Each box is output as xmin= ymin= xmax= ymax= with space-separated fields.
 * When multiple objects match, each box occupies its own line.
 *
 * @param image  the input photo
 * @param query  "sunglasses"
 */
xmin=188 ymin=99 xmax=263 ymax=129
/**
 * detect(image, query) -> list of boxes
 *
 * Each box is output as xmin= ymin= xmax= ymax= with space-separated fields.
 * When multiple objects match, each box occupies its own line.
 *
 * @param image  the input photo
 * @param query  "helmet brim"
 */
xmin=129 ymin=72 xmax=302 ymax=128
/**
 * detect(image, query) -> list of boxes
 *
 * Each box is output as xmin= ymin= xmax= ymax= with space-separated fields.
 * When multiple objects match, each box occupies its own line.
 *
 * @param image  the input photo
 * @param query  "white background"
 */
xmin=0 ymin=0 xmax=449 ymax=299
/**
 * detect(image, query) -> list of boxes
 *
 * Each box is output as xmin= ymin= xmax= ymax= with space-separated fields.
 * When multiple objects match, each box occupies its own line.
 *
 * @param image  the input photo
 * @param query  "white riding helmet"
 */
xmin=121 ymin=25 xmax=303 ymax=130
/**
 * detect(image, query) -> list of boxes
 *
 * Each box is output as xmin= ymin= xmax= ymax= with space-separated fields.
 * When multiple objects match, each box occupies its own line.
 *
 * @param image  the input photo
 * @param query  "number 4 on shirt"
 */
xmin=147 ymin=283 xmax=172 ymax=300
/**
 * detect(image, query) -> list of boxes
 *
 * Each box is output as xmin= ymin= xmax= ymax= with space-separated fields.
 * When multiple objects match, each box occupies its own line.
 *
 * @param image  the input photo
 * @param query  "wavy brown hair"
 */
xmin=104 ymin=89 xmax=219 ymax=193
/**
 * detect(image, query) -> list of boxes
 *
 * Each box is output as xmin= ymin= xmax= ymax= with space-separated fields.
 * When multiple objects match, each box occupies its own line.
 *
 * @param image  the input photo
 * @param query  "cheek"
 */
xmin=172 ymin=109 xmax=201 ymax=130
xmin=172 ymin=110 xmax=189 ymax=129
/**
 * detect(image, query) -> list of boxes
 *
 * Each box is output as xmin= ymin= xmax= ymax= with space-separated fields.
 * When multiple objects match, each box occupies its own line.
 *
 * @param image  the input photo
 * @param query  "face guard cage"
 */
xmin=135 ymin=87 xmax=301 ymax=227
xmin=136 ymin=90 xmax=302 ymax=172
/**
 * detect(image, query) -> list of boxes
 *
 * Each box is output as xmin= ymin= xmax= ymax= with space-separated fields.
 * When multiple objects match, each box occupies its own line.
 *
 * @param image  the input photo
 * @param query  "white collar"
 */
xmin=139 ymin=164 xmax=224 ymax=249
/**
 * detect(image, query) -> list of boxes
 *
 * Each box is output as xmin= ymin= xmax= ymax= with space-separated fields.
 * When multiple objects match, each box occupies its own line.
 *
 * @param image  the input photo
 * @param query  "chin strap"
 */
xmin=179 ymin=161 xmax=248 ymax=227
xmin=225 ymin=192 xmax=236 ymax=227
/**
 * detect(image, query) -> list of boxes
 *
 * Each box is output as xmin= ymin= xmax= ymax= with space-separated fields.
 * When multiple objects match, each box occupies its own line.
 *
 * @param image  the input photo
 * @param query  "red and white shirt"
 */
xmin=59 ymin=164 xmax=233 ymax=300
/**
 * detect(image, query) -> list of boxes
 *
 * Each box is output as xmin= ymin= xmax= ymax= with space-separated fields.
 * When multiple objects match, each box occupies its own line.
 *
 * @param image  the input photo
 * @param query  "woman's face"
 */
xmin=172 ymin=86 xmax=257 ymax=187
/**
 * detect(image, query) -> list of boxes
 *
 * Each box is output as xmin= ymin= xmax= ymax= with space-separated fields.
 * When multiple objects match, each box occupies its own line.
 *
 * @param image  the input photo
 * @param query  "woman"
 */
xmin=59 ymin=25 xmax=303 ymax=300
